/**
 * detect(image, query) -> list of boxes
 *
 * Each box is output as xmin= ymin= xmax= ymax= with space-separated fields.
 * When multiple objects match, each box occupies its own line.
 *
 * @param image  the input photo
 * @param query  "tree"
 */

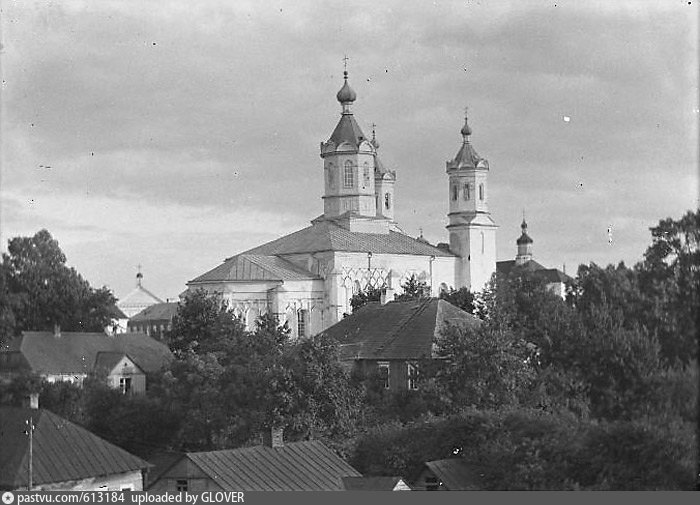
xmin=0 ymin=229 xmax=116 ymax=334
xmin=349 ymin=286 xmax=383 ymax=313
xmin=394 ymin=274 xmax=429 ymax=301
xmin=439 ymin=286 xmax=475 ymax=313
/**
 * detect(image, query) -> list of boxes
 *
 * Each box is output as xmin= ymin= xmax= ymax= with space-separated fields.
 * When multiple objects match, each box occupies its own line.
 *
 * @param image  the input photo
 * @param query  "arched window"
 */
xmin=452 ymin=185 xmax=458 ymax=201
xmin=464 ymin=183 xmax=470 ymax=200
xmin=375 ymin=194 xmax=379 ymax=210
xmin=363 ymin=162 xmax=370 ymax=188
xmin=479 ymin=183 xmax=484 ymax=201
xmin=385 ymin=193 xmax=391 ymax=210
xmin=344 ymin=161 xmax=354 ymax=188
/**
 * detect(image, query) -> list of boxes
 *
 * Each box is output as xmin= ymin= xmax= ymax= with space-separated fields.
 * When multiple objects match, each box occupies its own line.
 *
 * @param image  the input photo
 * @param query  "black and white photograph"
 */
xmin=0 ymin=0 xmax=698 ymax=495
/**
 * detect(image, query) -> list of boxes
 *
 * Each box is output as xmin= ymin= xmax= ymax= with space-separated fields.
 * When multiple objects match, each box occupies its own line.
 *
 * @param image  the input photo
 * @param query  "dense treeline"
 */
xmin=1 ymin=210 xmax=697 ymax=489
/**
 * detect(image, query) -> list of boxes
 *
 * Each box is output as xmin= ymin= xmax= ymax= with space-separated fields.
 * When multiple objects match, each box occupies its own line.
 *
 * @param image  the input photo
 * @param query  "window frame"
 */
xmin=344 ymin=161 xmax=354 ymax=188
xmin=407 ymin=362 xmax=419 ymax=391
xmin=377 ymin=361 xmax=390 ymax=390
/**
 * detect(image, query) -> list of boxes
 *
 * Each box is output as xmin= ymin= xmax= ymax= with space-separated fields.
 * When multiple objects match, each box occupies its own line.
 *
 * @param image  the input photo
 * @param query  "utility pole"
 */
xmin=25 ymin=416 xmax=35 ymax=491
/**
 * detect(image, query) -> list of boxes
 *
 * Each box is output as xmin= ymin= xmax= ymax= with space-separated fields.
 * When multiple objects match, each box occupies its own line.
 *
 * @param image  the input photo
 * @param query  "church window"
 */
xmin=463 ymin=183 xmax=471 ymax=200
xmin=344 ymin=161 xmax=354 ymax=188
xmin=363 ymin=162 xmax=370 ymax=188
xmin=297 ymin=309 xmax=308 ymax=338
xmin=451 ymin=185 xmax=458 ymax=201
xmin=479 ymin=183 xmax=484 ymax=201
xmin=481 ymin=232 xmax=485 ymax=254
xmin=378 ymin=362 xmax=390 ymax=389
xmin=385 ymin=193 xmax=391 ymax=210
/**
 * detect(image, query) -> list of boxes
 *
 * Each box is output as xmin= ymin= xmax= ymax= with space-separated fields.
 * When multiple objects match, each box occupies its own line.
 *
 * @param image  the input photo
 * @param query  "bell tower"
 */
xmin=446 ymin=111 xmax=497 ymax=291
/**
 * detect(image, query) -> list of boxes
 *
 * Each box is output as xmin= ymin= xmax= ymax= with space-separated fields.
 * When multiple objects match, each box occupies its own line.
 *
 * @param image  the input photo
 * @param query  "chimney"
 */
xmin=24 ymin=393 xmax=39 ymax=409
xmin=53 ymin=323 xmax=61 ymax=338
xmin=381 ymin=288 xmax=395 ymax=305
xmin=262 ymin=426 xmax=284 ymax=448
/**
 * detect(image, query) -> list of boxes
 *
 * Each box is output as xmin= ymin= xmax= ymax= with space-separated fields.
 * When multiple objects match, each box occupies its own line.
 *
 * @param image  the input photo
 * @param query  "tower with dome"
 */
xmin=187 ymin=70 xmax=498 ymax=338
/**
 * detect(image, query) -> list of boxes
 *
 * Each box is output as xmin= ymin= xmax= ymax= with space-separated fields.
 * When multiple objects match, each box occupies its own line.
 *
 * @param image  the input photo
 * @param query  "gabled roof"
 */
xmin=0 ymin=407 xmax=150 ymax=489
xmin=129 ymin=302 xmax=179 ymax=322
xmin=244 ymin=219 xmax=454 ymax=258
xmin=117 ymin=285 xmax=163 ymax=308
xmin=496 ymin=259 xmax=572 ymax=283
xmin=2 ymin=332 xmax=173 ymax=375
xmin=323 ymin=298 xmax=479 ymax=361
xmin=424 ymin=458 xmax=483 ymax=491
xmin=93 ymin=352 xmax=139 ymax=374
xmin=190 ymin=254 xmax=319 ymax=284
xmin=180 ymin=441 xmax=361 ymax=491
xmin=342 ymin=476 xmax=411 ymax=491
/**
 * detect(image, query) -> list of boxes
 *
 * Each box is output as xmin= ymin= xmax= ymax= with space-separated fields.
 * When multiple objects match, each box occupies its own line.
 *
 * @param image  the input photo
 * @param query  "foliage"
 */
xmin=394 ymin=274 xmax=429 ymax=301
xmin=438 ymin=286 xmax=475 ymax=313
xmin=349 ymin=286 xmax=383 ymax=313
xmin=0 ymin=229 xmax=117 ymax=336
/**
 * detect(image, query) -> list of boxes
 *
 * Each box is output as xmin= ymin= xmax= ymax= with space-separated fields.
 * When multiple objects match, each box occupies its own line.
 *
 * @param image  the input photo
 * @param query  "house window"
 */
xmin=377 ymin=362 xmax=390 ymax=390
xmin=384 ymin=193 xmax=391 ymax=210
xmin=363 ymin=162 xmax=370 ymax=188
xmin=463 ymin=183 xmax=471 ymax=200
xmin=344 ymin=161 xmax=354 ymax=188
xmin=451 ymin=185 xmax=458 ymax=201
xmin=407 ymin=363 xmax=419 ymax=391
xmin=297 ymin=309 xmax=308 ymax=338
xmin=176 ymin=480 xmax=188 ymax=492
xmin=119 ymin=377 xmax=132 ymax=395
xmin=479 ymin=183 xmax=484 ymax=201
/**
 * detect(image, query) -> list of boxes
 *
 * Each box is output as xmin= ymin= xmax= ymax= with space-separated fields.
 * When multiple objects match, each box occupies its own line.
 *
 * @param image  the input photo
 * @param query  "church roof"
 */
xmin=117 ymin=284 xmax=163 ymax=309
xmin=327 ymin=113 xmax=369 ymax=148
xmin=190 ymin=254 xmax=320 ymax=284
xmin=324 ymin=298 xmax=479 ymax=361
xmin=242 ymin=219 xmax=455 ymax=258
xmin=452 ymin=141 xmax=483 ymax=169
xmin=496 ymin=260 xmax=572 ymax=283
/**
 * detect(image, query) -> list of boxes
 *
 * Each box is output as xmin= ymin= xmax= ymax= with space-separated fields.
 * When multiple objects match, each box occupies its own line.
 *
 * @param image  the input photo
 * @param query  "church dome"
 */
xmin=460 ymin=116 xmax=472 ymax=137
xmin=516 ymin=219 xmax=534 ymax=245
xmin=336 ymin=71 xmax=357 ymax=104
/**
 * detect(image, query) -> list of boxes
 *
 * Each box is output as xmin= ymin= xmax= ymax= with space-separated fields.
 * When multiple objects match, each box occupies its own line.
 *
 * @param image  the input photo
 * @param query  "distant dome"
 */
xmin=460 ymin=117 xmax=472 ymax=137
xmin=336 ymin=71 xmax=357 ymax=104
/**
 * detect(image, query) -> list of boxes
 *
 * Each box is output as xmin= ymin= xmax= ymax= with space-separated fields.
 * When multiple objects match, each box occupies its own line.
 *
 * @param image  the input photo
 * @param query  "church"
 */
xmin=187 ymin=71 xmax=498 ymax=339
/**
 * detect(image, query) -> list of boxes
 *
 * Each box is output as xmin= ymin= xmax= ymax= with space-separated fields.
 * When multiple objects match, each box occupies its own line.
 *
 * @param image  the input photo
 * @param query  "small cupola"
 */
xmin=336 ymin=71 xmax=357 ymax=112
xmin=515 ymin=219 xmax=534 ymax=265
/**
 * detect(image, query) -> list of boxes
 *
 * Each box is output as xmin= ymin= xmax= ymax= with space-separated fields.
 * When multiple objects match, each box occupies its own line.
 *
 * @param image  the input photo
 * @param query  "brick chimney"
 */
xmin=381 ymin=287 xmax=395 ymax=305
xmin=262 ymin=426 xmax=284 ymax=448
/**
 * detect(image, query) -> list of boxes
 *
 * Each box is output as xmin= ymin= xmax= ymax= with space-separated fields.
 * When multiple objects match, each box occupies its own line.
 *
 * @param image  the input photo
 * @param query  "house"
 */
xmin=496 ymin=220 xmax=572 ymax=298
xmin=0 ymin=399 xmax=150 ymax=491
xmin=127 ymin=302 xmax=179 ymax=341
xmin=148 ymin=429 xmax=361 ymax=492
xmin=0 ymin=330 xmax=173 ymax=393
xmin=342 ymin=476 xmax=411 ymax=491
xmin=186 ymin=71 xmax=499 ymax=340
xmin=414 ymin=458 xmax=484 ymax=491
xmin=321 ymin=297 xmax=480 ymax=392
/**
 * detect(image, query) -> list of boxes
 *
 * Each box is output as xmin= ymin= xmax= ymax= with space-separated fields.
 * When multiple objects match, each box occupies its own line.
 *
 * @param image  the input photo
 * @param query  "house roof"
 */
xmin=0 ymin=407 xmax=150 ymax=489
xmin=425 ymin=458 xmax=483 ymax=491
xmin=93 ymin=352 xmax=138 ymax=374
xmin=190 ymin=254 xmax=320 ymax=285
xmin=129 ymin=302 xmax=179 ymax=322
xmin=323 ymin=298 xmax=480 ymax=361
xmin=181 ymin=440 xmax=361 ymax=491
xmin=496 ymin=259 xmax=572 ymax=283
xmin=342 ymin=476 xmax=410 ymax=491
xmin=2 ymin=332 xmax=172 ymax=376
xmin=245 ymin=219 xmax=454 ymax=258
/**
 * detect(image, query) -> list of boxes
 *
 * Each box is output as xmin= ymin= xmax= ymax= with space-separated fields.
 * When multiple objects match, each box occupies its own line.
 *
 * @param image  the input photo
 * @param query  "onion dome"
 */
xmin=336 ymin=71 xmax=357 ymax=104
xmin=516 ymin=219 xmax=534 ymax=245
xmin=461 ymin=115 xmax=472 ymax=138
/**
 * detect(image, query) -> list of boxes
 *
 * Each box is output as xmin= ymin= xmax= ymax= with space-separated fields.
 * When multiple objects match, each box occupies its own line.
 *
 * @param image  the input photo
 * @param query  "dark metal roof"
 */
xmin=0 ymin=407 xmax=150 ymax=489
xmin=1 ymin=332 xmax=173 ymax=376
xmin=516 ymin=232 xmax=533 ymax=245
xmin=496 ymin=260 xmax=572 ymax=283
xmin=182 ymin=441 xmax=361 ymax=491
xmin=425 ymin=458 xmax=482 ymax=490
xmin=327 ymin=113 xmax=367 ymax=148
xmin=93 ymin=351 xmax=133 ymax=374
xmin=129 ymin=302 xmax=179 ymax=322
xmin=323 ymin=298 xmax=480 ymax=361
xmin=190 ymin=254 xmax=319 ymax=285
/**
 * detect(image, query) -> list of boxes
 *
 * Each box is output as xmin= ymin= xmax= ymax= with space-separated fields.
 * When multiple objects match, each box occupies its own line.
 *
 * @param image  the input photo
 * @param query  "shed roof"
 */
xmin=424 ymin=458 xmax=483 ymax=491
xmin=2 ymin=332 xmax=172 ymax=376
xmin=323 ymin=298 xmax=479 ymax=361
xmin=0 ymin=407 xmax=150 ymax=489
xmin=179 ymin=440 xmax=360 ymax=491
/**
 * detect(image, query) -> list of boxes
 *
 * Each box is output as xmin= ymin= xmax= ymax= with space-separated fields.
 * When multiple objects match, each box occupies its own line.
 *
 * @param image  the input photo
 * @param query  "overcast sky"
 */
xmin=1 ymin=0 xmax=698 ymax=301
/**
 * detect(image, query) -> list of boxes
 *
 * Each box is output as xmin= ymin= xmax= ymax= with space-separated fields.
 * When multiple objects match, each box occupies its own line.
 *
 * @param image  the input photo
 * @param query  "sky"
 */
xmin=1 ymin=0 xmax=698 ymax=302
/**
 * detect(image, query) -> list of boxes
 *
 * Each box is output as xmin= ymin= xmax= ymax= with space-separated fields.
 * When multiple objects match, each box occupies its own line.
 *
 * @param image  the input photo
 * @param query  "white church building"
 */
xmin=187 ymin=71 xmax=498 ymax=339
